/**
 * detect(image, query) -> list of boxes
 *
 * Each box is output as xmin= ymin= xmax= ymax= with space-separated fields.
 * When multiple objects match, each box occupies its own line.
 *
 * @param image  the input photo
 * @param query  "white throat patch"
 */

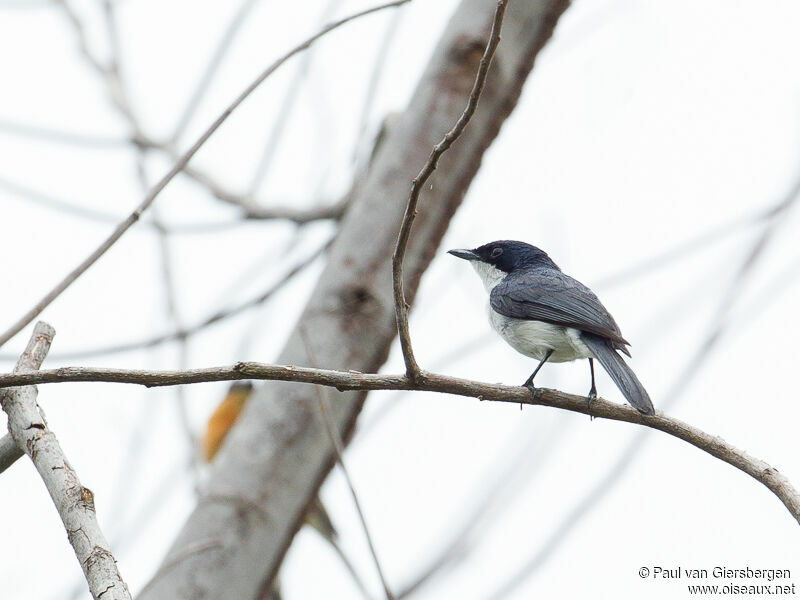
xmin=470 ymin=261 xmax=507 ymax=293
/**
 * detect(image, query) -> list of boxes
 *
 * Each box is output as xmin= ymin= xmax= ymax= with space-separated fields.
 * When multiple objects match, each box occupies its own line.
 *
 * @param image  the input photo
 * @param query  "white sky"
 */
xmin=1 ymin=0 xmax=800 ymax=598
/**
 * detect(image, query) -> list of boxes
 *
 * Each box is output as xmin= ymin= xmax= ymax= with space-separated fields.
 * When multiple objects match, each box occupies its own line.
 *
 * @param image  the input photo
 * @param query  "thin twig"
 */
xmin=57 ymin=0 xmax=138 ymax=129
xmin=106 ymin=0 xmax=203 ymax=486
xmin=2 ymin=361 xmax=798 ymax=525
xmin=0 ymin=0 xmax=408 ymax=349
xmin=0 ymin=239 xmax=329 ymax=361
xmin=0 ymin=171 xmax=326 ymax=232
xmin=242 ymin=198 xmax=348 ymax=222
xmin=0 ymin=323 xmax=131 ymax=600
xmin=301 ymin=328 xmax=394 ymax=600
xmin=148 ymin=150 xmax=349 ymax=223
xmin=392 ymin=0 xmax=507 ymax=379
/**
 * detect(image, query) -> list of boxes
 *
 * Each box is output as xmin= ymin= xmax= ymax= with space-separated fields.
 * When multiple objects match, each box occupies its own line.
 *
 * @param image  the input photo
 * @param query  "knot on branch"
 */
xmin=84 ymin=545 xmax=115 ymax=570
xmin=233 ymin=361 xmax=252 ymax=374
xmin=405 ymin=368 xmax=425 ymax=387
xmin=78 ymin=486 xmax=96 ymax=511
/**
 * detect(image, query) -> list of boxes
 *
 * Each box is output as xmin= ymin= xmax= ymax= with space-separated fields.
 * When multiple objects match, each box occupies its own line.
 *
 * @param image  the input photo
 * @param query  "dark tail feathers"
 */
xmin=582 ymin=334 xmax=654 ymax=415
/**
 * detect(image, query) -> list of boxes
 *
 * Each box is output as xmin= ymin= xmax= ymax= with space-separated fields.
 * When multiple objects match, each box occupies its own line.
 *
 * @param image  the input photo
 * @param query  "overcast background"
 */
xmin=1 ymin=0 xmax=800 ymax=598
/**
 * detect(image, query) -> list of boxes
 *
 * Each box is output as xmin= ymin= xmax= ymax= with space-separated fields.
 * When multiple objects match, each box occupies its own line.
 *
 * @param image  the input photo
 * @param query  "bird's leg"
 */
xmin=522 ymin=349 xmax=554 ymax=398
xmin=587 ymin=358 xmax=597 ymax=418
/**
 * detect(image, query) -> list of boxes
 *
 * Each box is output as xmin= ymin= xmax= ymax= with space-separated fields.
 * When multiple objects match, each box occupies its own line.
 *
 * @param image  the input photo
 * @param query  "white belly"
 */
xmin=488 ymin=307 xmax=593 ymax=363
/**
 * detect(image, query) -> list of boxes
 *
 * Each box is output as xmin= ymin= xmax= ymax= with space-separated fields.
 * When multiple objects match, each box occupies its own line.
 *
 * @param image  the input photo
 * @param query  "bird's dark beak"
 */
xmin=448 ymin=248 xmax=479 ymax=261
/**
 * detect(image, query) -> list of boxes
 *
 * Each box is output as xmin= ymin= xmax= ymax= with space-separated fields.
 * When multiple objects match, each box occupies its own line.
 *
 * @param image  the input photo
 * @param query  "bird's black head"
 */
xmin=448 ymin=240 xmax=558 ymax=273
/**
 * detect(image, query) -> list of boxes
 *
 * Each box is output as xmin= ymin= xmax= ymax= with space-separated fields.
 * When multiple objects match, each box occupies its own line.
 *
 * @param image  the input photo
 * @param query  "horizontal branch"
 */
xmin=242 ymin=198 xmax=348 ymax=223
xmin=1 ymin=361 xmax=797 ymax=525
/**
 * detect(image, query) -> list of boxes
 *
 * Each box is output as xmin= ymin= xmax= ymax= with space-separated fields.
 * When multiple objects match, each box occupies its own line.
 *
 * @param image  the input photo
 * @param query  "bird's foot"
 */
xmin=521 ymin=380 xmax=537 ymax=410
xmin=586 ymin=388 xmax=597 ymax=420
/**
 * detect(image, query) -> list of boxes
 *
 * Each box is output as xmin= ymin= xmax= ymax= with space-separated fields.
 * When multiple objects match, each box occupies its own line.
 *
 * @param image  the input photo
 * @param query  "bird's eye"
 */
xmin=490 ymin=247 xmax=503 ymax=258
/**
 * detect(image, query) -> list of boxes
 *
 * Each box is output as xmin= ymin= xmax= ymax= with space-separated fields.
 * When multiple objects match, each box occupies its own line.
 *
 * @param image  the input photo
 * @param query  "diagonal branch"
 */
xmin=0 ymin=0 xmax=410 ymax=349
xmin=392 ymin=0 xmax=507 ymax=379
xmin=0 ymin=323 xmax=131 ymax=600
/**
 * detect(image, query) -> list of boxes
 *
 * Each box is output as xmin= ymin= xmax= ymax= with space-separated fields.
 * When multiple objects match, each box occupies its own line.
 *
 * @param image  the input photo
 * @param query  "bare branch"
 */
xmin=48 ymin=4 xmax=345 ymax=228
xmin=59 ymin=0 xmax=347 ymax=228
xmin=0 ymin=238 xmax=329 ymax=361
xmin=0 ymin=323 xmax=131 ymax=600
xmin=57 ymin=0 xmax=138 ymax=129
xmin=0 ymin=432 xmax=22 ymax=473
xmin=242 ymin=198 xmax=348 ymax=222
xmin=2 ymin=361 xmax=798 ymax=525
xmin=139 ymin=150 xmax=348 ymax=223
xmin=392 ymin=0 xmax=507 ymax=379
xmin=0 ymin=170 xmax=330 ymax=232
xmin=0 ymin=0 xmax=408 ymax=349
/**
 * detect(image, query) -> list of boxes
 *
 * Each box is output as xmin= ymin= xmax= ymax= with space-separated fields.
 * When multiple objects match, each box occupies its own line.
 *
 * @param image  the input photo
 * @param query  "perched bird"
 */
xmin=449 ymin=240 xmax=654 ymax=415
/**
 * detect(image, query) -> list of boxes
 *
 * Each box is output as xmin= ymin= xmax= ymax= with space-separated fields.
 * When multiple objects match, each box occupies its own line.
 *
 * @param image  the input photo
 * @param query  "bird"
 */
xmin=448 ymin=240 xmax=654 ymax=415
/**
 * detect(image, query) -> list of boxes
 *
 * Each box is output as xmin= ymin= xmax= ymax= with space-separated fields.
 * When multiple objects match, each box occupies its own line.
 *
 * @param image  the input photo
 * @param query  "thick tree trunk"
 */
xmin=139 ymin=1 xmax=570 ymax=598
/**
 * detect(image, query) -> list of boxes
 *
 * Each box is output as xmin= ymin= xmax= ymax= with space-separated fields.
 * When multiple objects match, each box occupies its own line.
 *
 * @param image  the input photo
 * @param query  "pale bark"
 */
xmin=138 ymin=1 xmax=570 ymax=598
xmin=0 ymin=432 xmax=22 ymax=473
xmin=0 ymin=323 xmax=131 ymax=600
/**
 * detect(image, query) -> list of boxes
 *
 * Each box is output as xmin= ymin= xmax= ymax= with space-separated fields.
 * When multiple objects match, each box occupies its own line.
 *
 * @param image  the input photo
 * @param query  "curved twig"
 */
xmin=392 ymin=0 xmax=507 ymax=379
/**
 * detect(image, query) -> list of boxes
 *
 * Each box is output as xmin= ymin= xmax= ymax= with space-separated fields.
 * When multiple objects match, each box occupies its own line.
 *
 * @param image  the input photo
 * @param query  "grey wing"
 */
xmin=490 ymin=270 xmax=631 ymax=350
